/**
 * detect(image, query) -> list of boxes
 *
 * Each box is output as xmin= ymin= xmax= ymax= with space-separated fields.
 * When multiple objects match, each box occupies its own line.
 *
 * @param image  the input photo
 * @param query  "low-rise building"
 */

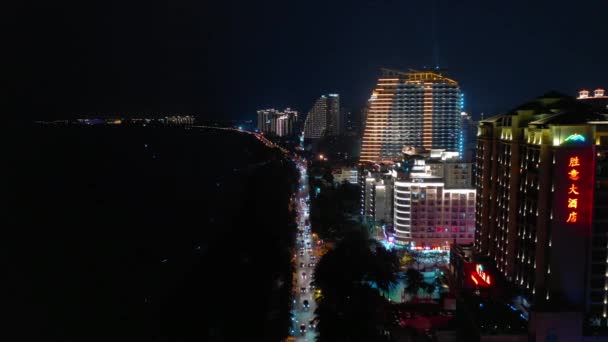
xmin=393 ymin=159 xmax=476 ymax=248
xmin=331 ymin=167 xmax=358 ymax=185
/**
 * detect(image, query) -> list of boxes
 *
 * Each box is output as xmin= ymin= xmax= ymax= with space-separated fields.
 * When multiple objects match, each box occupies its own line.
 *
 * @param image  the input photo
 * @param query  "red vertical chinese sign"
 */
xmin=555 ymin=146 xmax=595 ymax=231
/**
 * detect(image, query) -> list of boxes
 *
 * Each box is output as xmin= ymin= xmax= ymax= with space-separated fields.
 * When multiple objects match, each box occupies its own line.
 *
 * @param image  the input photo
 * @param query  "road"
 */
xmin=290 ymin=159 xmax=319 ymax=342
xmin=195 ymin=126 xmax=318 ymax=340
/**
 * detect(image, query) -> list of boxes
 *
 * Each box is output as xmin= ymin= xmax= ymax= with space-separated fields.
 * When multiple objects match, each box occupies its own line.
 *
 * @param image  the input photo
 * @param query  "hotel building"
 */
xmin=360 ymin=153 xmax=476 ymax=248
xmin=359 ymin=69 xmax=463 ymax=164
xmin=393 ymin=159 xmax=476 ymax=248
xmin=303 ymin=94 xmax=340 ymax=139
xmin=474 ymin=92 xmax=608 ymax=332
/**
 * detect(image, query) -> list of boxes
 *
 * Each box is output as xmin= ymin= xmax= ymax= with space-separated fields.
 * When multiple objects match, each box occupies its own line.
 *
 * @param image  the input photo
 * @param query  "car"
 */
xmin=314 ymin=289 xmax=322 ymax=300
xmin=300 ymin=262 xmax=305 ymax=267
xmin=310 ymin=256 xmax=316 ymax=261
xmin=308 ymin=320 xmax=316 ymax=329
xmin=300 ymin=287 xmax=307 ymax=294
xmin=302 ymin=272 xmax=307 ymax=279
xmin=303 ymin=299 xmax=309 ymax=309
xmin=300 ymin=324 xmax=306 ymax=335
xmin=309 ymin=262 xmax=315 ymax=268
xmin=424 ymin=328 xmax=433 ymax=339
xmin=300 ymin=251 xmax=304 ymax=256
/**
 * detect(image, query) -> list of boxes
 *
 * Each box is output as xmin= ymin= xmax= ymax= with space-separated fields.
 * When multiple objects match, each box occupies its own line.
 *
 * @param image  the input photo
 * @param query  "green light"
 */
xmin=563 ymin=133 xmax=586 ymax=143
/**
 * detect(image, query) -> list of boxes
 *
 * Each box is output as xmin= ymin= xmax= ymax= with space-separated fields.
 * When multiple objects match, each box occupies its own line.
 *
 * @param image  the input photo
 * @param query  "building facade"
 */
xmin=332 ymin=167 xmax=358 ymax=185
xmin=360 ymin=69 xmax=463 ymax=164
xmin=360 ymin=156 xmax=475 ymax=248
xmin=256 ymin=108 xmax=298 ymax=136
xmin=393 ymin=161 xmax=476 ymax=248
xmin=473 ymin=92 xmax=608 ymax=331
xmin=361 ymin=170 xmax=394 ymax=225
xmin=303 ymin=94 xmax=340 ymax=139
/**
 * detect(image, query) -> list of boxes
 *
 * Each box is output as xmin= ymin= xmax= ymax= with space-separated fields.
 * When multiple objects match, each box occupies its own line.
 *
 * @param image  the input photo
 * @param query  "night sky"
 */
xmin=7 ymin=0 xmax=608 ymax=122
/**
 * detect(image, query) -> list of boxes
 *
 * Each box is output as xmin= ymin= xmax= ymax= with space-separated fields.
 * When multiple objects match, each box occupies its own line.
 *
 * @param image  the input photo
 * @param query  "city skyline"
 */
xmin=7 ymin=1 xmax=608 ymax=340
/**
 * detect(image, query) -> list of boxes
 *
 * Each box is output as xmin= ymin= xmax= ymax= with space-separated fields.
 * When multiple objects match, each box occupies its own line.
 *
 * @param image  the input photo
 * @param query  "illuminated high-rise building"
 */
xmin=360 ymin=69 xmax=463 ymax=163
xmin=303 ymin=94 xmax=340 ymax=139
xmin=256 ymin=108 xmax=298 ymax=136
xmin=474 ymin=92 xmax=608 ymax=332
xmin=393 ymin=159 xmax=476 ymax=247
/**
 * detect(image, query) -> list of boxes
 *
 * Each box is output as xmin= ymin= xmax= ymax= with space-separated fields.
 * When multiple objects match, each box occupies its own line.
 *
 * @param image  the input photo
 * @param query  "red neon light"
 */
xmin=566 ymin=155 xmax=582 ymax=224
xmin=568 ymin=157 xmax=580 ymax=167
xmin=568 ymin=169 xmax=580 ymax=180
xmin=557 ymin=149 xmax=595 ymax=228
xmin=475 ymin=264 xmax=492 ymax=285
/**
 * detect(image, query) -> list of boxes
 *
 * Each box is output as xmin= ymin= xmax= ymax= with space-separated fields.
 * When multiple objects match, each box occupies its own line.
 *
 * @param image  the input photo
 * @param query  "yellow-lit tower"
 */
xmin=359 ymin=69 xmax=463 ymax=163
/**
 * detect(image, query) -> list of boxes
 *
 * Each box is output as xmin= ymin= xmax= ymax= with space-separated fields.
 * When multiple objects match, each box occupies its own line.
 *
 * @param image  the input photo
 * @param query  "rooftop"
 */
xmin=380 ymin=68 xmax=458 ymax=86
xmin=482 ymin=92 xmax=608 ymax=126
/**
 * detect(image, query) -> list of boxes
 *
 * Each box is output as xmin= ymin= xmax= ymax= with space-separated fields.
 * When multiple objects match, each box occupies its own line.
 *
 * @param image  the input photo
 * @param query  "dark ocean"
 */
xmin=6 ymin=125 xmax=296 ymax=341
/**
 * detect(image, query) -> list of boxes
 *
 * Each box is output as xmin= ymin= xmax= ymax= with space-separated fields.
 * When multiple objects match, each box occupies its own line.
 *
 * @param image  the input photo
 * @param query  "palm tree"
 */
xmin=423 ymin=282 xmax=436 ymax=300
xmin=367 ymin=239 xmax=400 ymax=293
xmin=405 ymin=268 xmax=424 ymax=302
xmin=313 ymin=230 xmax=399 ymax=341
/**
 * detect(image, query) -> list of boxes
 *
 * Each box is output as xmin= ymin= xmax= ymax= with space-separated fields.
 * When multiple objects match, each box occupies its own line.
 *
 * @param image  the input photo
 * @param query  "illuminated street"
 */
xmin=291 ymin=157 xmax=318 ymax=342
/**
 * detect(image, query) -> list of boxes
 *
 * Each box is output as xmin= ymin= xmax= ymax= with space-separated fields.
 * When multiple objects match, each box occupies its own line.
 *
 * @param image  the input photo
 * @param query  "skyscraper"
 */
xmin=360 ymin=69 xmax=463 ymax=164
xmin=303 ymin=94 xmax=340 ymax=139
xmin=474 ymin=92 xmax=608 ymax=330
xmin=326 ymin=94 xmax=340 ymax=136
xmin=256 ymin=108 xmax=298 ymax=136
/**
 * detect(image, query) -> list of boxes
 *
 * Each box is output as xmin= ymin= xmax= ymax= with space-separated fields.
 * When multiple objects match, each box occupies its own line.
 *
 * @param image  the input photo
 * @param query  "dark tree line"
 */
xmin=313 ymin=231 xmax=400 ymax=342
xmin=308 ymin=160 xmax=362 ymax=240
xmin=304 ymin=159 xmax=402 ymax=341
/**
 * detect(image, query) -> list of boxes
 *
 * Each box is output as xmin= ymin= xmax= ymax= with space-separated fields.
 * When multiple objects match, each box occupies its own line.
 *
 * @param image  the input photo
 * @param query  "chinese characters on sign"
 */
xmin=566 ymin=156 xmax=581 ymax=224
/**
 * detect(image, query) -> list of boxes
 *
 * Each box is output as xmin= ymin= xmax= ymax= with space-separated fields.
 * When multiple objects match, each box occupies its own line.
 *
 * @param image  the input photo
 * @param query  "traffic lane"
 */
xmin=294 ymin=168 xmax=316 ymax=340
xmin=294 ymin=250 xmax=317 ymax=333
xmin=294 ymin=281 xmax=316 ymax=340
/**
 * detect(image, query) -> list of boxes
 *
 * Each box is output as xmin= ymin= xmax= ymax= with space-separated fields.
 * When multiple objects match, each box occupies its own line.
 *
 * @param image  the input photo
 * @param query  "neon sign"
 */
xmin=471 ymin=264 xmax=491 ymax=286
xmin=563 ymin=133 xmax=586 ymax=144
xmin=555 ymin=146 xmax=595 ymax=233
xmin=566 ymin=156 xmax=582 ymax=224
